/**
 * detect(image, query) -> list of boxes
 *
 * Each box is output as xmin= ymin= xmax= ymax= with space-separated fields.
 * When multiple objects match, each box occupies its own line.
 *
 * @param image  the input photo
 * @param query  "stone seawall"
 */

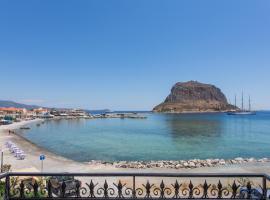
xmin=88 ymin=157 xmax=270 ymax=169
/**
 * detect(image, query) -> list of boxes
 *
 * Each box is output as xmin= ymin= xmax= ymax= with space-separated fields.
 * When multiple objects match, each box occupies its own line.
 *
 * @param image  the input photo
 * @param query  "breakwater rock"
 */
xmin=153 ymin=81 xmax=237 ymax=113
xmin=88 ymin=157 xmax=270 ymax=169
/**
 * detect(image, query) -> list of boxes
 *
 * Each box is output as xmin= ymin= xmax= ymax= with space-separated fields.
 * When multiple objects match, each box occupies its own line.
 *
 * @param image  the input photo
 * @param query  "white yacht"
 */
xmin=227 ymin=93 xmax=256 ymax=115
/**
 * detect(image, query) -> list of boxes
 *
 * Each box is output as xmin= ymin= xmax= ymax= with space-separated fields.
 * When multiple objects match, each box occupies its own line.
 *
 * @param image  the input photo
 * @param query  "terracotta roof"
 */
xmin=0 ymin=107 xmax=24 ymax=112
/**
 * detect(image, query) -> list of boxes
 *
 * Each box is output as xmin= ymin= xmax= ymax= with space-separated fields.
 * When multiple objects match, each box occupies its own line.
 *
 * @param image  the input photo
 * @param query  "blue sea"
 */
xmin=19 ymin=112 xmax=270 ymax=162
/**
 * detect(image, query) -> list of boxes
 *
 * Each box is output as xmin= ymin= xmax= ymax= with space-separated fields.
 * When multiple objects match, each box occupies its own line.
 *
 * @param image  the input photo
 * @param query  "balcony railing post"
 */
xmin=263 ymin=176 xmax=267 ymax=200
xmin=4 ymin=175 xmax=10 ymax=200
xmin=132 ymin=175 xmax=136 ymax=198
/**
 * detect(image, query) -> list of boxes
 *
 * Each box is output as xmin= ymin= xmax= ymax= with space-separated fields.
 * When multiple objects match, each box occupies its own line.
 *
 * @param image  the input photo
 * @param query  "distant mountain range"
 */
xmin=0 ymin=100 xmax=110 ymax=113
xmin=0 ymin=100 xmax=42 ymax=110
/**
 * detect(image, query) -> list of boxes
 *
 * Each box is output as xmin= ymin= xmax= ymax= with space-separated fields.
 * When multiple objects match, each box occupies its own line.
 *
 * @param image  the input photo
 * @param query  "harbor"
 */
xmin=12 ymin=112 xmax=269 ymax=162
xmin=0 ymin=107 xmax=147 ymax=127
xmin=92 ymin=112 xmax=147 ymax=119
xmin=1 ymin=117 xmax=270 ymax=173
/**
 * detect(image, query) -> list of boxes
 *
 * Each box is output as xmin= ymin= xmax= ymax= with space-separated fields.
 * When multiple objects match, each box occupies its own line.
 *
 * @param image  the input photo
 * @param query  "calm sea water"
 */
xmin=19 ymin=112 xmax=270 ymax=162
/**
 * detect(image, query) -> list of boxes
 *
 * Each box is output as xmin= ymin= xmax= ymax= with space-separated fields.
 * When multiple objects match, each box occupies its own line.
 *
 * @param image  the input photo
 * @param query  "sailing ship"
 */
xmin=227 ymin=93 xmax=256 ymax=115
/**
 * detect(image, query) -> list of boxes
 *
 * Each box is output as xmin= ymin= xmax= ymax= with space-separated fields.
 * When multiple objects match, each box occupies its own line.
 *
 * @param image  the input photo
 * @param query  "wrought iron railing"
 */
xmin=0 ymin=172 xmax=270 ymax=199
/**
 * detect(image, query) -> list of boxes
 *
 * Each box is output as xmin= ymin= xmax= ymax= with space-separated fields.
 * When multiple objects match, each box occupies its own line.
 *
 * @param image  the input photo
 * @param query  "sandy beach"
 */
xmin=1 ymin=119 xmax=270 ymax=174
xmin=0 ymin=119 xmax=117 ymax=172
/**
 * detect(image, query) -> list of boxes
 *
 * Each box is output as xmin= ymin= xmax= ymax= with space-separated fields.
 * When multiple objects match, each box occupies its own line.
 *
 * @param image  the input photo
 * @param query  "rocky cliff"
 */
xmin=153 ymin=81 xmax=236 ymax=113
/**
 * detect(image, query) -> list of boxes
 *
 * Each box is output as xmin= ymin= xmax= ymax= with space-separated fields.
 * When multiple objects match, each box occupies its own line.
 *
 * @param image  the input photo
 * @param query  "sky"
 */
xmin=0 ymin=0 xmax=269 ymax=110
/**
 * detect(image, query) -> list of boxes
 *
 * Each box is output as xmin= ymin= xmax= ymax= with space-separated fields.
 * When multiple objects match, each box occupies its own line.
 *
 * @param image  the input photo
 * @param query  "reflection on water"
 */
xmin=166 ymin=114 xmax=224 ymax=155
xmin=167 ymin=114 xmax=223 ymax=137
xmin=20 ymin=112 xmax=270 ymax=162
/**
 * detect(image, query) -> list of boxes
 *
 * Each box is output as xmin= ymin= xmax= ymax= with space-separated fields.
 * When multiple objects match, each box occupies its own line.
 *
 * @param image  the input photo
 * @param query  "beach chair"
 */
xmin=6 ymin=141 xmax=14 ymax=148
xmin=10 ymin=147 xmax=19 ymax=153
xmin=14 ymin=150 xmax=23 ymax=157
xmin=5 ymin=141 xmax=10 ymax=146
xmin=9 ymin=147 xmax=14 ymax=152
xmin=18 ymin=153 xmax=26 ymax=160
xmin=9 ymin=144 xmax=16 ymax=149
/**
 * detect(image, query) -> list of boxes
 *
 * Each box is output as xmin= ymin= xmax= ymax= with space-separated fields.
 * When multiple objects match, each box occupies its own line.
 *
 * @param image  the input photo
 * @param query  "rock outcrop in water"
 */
xmin=153 ymin=81 xmax=236 ymax=113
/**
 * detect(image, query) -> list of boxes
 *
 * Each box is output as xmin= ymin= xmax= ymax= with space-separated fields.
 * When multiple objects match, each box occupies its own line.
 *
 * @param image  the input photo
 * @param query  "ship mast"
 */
xmin=234 ymin=95 xmax=237 ymax=108
xmin=241 ymin=92 xmax=244 ymax=111
xmin=249 ymin=96 xmax=251 ymax=111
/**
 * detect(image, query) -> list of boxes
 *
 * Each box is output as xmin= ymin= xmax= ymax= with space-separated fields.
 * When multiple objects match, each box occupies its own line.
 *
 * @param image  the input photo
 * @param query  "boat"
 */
xmin=20 ymin=127 xmax=31 ymax=130
xmin=227 ymin=111 xmax=256 ymax=115
xmin=227 ymin=93 xmax=256 ymax=115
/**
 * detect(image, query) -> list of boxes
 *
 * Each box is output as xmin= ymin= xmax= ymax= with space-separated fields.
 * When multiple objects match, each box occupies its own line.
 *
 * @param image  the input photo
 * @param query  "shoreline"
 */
xmin=0 ymin=119 xmax=105 ymax=172
xmin=92 ymin=157 xmax=270 ymax=169
xmin=1 ymin=119 xmax=270 ymax=173
xmin=0 ymin=119 xmax=43 ymax=131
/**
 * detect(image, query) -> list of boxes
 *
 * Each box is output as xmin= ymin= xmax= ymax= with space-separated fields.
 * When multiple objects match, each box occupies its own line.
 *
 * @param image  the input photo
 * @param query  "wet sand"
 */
xmin=1 ymin=119 xmax=270 ymax=174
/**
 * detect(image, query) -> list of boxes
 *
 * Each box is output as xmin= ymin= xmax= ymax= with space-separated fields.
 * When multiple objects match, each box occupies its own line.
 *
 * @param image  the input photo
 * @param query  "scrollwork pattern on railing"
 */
xmin=6 ymin=175 xmax=267 ymax=199
xmin=182 ymin=180 xmax=201 ymax=198
xmin=153 ymin=180 xmax=172 ymax=198
xmin=210 ymin=180 xmax=230 ymax=198
xmin=97 ymin=180 xmax=115 ymax=198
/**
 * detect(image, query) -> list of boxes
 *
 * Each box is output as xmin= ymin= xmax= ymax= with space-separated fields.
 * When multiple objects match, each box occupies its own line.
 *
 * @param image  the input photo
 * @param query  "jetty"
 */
xmin=92 ymin=113 xmax=147 ymax=119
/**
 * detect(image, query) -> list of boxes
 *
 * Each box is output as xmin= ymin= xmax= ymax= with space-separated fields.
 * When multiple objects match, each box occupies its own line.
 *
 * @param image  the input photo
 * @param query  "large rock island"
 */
xmin=153 ymin=81 xmax=236 ymax=113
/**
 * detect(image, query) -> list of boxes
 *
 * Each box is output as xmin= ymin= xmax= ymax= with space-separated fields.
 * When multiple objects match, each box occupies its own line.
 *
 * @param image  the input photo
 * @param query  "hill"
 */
xmin=0 ymin=100 xmax=41 ymax=110
xmin=153 ymin=81 xmax=237 ymax=113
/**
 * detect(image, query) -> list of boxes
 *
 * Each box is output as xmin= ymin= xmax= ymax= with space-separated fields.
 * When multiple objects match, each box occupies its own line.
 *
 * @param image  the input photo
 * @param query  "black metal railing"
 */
xmin=1 ymin=172 xmax=270 ymax=199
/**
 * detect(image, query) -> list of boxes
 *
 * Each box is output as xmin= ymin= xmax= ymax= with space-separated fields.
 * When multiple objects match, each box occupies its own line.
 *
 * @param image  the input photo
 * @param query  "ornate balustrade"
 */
xmin=0 ymin=172 xmax=270 ymax=199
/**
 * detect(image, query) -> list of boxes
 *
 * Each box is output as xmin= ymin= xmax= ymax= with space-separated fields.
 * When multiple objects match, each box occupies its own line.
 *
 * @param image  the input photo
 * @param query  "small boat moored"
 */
xmin=20 ymin=127 xmax=31 ymax=130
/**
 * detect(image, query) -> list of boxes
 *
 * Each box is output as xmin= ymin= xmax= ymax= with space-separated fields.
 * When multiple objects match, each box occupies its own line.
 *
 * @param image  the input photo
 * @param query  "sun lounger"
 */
xmin=10 ymin=147 xmax=19 ymax=153
xmin=6 ymin=141 xmax=14 ymax=148
xmin=5 ymin=141 xmax=26 ymax=160
xmin=17 ymin=153 xmax=26 ymax=160
xmin=9 ymin=144 xmax=16 ymax=149
xmin=14 ymin=150 xmax=24 ymax=157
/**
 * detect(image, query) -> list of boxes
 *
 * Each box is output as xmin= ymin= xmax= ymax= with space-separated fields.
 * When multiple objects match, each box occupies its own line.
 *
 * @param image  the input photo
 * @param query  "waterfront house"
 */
xmin=69 ymin=109 xmax=88 ymax=117
xmin=33 ymin=108 xmax=49 ymax=115
xmin=0 ymin=107 xmax=26 ymax=119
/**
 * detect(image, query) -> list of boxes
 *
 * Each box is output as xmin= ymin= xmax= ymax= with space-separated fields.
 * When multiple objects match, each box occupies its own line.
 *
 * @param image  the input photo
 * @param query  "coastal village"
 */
xmin=0 ymin=107 xmax=146 ymax=126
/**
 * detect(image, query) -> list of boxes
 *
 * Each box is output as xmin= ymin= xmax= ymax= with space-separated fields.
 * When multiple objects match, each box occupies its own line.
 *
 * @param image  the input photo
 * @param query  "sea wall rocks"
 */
xmin=88 ymin=157 xmax=270 ymax=169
